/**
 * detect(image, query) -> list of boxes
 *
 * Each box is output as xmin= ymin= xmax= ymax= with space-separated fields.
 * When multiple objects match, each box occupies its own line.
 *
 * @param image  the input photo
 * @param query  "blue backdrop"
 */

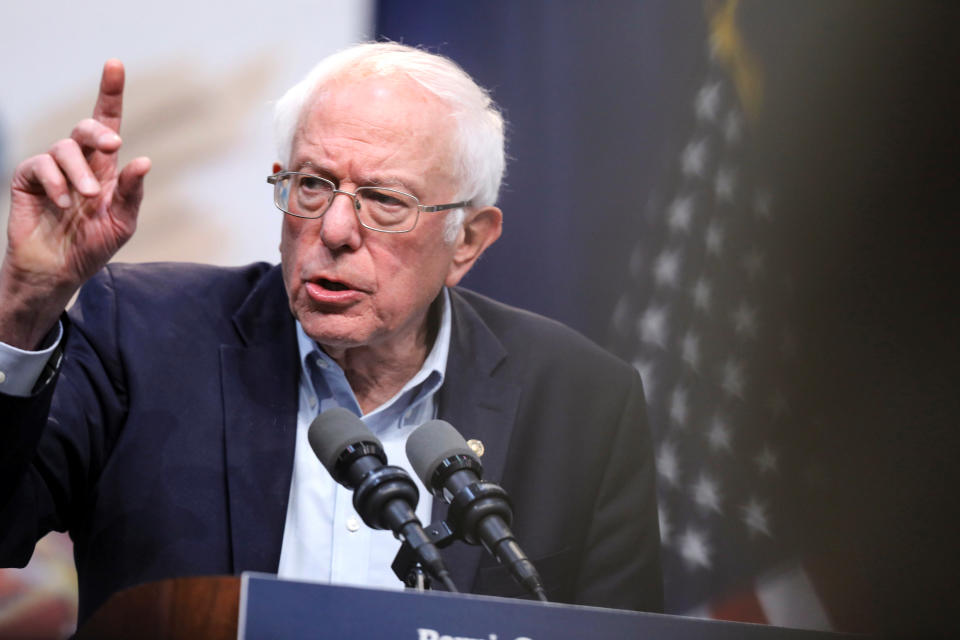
xmin=377 ymin=0 xmax=703 ymax=340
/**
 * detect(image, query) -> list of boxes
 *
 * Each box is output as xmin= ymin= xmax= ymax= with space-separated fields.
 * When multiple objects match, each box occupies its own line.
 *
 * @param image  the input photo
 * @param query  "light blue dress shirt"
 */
xmin=0 ymin=323 xmax=62 ymax=396
xmin=276 ymin=288 xmax=450 ymax=589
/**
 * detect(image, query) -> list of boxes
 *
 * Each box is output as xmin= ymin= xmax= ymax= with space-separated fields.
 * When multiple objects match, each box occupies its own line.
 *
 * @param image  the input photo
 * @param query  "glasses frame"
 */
xmin=266 ymin=171 xmax=472 ymax=234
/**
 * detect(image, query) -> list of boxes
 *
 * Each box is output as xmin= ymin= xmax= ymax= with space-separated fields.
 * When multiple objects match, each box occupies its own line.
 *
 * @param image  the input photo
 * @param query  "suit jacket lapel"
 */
xmin=221 ymin=266 xmax=300 ymax=574
xmin=435 ymin=288 xmax=521 ymax=591
xmin=220 ymin=278 xmax=521 ymax=587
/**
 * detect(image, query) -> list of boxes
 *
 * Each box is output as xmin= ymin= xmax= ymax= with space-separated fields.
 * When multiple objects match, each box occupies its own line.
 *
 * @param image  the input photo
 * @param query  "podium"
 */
xmin=77 ymin=573 xmax=853 ymax=639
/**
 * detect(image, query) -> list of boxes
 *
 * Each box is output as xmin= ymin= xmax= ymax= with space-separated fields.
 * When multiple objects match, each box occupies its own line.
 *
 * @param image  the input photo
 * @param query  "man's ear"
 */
xmin=445 ymin=206 xmax=503 ymax=287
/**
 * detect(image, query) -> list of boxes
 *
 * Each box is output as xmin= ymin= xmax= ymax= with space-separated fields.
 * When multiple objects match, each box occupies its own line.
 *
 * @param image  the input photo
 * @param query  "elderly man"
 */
xmin=0 ymin=44 xmax=662 ymax=623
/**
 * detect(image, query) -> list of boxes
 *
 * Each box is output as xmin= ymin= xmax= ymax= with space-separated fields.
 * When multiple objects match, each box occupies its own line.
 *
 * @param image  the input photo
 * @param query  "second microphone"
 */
xmin=308 ymin=407 xmax=457 ymax=592
xmin=406 ymin=419 xmax=548 ymax=602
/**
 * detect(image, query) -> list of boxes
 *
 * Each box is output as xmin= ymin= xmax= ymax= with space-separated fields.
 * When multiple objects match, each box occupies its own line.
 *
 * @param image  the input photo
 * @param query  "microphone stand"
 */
xmin=392 ymin=480 xmax=548 ymax=603
xmin=392 ymin=521 xmax=457 ymax=591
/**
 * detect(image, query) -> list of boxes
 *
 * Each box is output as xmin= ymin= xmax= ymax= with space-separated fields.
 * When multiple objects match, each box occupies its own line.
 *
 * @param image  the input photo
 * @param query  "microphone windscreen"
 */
xmin=406 ymin=419 xmax=478 ymax=485
xmin=308 ymin=407 xmax=380 ymax=472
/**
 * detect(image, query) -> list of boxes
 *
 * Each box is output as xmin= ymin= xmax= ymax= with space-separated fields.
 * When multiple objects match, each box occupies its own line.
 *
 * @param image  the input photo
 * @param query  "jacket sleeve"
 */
xmin=0 ymin=269 xmax=127 ymax=567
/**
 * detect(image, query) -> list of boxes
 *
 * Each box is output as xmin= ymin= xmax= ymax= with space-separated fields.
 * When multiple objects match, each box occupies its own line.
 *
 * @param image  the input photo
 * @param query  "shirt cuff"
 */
xmin=0 ymin=321 xmax=64 ymax=397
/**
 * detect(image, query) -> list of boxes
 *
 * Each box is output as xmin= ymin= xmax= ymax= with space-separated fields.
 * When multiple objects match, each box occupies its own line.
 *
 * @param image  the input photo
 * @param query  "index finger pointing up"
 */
xmin=93 ymin=59 xmax=125 ymax=133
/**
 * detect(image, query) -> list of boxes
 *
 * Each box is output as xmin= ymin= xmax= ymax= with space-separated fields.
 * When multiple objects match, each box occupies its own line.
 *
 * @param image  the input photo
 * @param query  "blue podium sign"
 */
xmin=239 ymin=573 xmax=854 ymax=640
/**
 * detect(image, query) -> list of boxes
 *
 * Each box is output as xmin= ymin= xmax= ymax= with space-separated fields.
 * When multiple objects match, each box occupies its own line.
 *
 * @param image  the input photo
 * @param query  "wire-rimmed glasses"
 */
xmin=267 ymin=171 xmax=471 ymax=233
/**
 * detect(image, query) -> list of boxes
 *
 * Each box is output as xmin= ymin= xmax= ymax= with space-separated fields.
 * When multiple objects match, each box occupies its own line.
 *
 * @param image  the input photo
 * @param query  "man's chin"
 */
xmin=297 ymin=315 xmax=371 ymax=351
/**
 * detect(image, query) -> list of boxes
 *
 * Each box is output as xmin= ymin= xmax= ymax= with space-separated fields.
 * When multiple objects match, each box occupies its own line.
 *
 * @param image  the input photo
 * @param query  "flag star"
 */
xmin=680 ymin=330 xmax=701 ymax=371
xmin=691 ymin=277 xmax=712 ymax=312
xmin=691 ymin=473 xmax=723 ymax=514
xmin=632 ymin=357 xmax=657 ymax=404
xmin=714 ymin=166 xmax=736 ymax=202
xmin=742 ymin=247 xmax=765 ymax=280
xmin=678 ymin=527 xmax=712 ymax=570
xmin=668 ymin=195 xmax=695 ymax=233
xmin=706 ymin=415 xmax=732 ymax=453
xmin=637 ymin=304 xmax=670 ymax=348
xmin=656 ymin=441 xmax=681 ymax=487
xmin=741 ymin=497 xmax=772 ymax=538
xmin=669 ymin=385 xmax=689 ymax=427
xmin=723 ymin=109 xmax=742 ymax=143
xmin=720 ymin=358 xmax=746 ymax=398
xmin=653 ymin=248 xmax=682 ymax=288
xmin=705 ymin=220 xmax=724 ymax=257
xmin=658 ymin=505 xmax=672 ymax=545
xmin=695 ymin=81 xmax=722 ymax=122
xmin=731 ymin=301 xmax=759 ymax=339
xmin=754 ymin=189 xmax=773 ymax=220
xmin=755 ymin=446 xmax=779 ymax=474
xmin=681 ymin=138 xmax=709 ymax=177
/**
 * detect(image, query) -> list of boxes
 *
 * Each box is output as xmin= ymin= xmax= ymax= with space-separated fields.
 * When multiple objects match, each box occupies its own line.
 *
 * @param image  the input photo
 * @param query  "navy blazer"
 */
xmin=0 ymin=262 xmax=662 ymax=623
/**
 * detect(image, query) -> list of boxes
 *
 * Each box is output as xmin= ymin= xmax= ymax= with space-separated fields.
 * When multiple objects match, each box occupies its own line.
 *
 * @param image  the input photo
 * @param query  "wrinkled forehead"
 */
xmin=300 ymin=72 xmax=458 ymax=154
xmin=289 ymin=73 xmax=462 ymax=199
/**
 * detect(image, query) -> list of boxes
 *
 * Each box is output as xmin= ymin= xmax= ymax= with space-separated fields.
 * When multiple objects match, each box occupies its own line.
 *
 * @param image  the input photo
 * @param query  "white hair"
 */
xmin=273 ymin=42 xmax=506 ymax=241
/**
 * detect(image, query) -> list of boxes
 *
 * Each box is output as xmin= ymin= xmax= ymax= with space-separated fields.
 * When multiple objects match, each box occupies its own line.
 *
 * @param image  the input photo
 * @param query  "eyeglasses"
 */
xmin=266 ymin=171 xmax=471 ymax=233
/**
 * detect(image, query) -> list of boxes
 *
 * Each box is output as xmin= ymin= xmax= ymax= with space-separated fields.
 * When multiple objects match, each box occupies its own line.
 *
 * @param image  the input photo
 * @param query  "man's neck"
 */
xmin=320 ymin=296 xmax=442 ymax=414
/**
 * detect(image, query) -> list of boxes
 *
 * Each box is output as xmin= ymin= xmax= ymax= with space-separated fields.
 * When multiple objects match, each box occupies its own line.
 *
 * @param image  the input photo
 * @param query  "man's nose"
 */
xmin=319 ymin=192 xmax=363 ymax=250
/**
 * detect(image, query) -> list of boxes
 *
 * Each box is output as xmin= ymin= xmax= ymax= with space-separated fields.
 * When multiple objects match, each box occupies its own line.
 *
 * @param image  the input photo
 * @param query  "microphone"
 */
xmin=308 ymin=407 xmax=457 ymax=592
xmin=406 ymin=420 xmax=548 ymax=602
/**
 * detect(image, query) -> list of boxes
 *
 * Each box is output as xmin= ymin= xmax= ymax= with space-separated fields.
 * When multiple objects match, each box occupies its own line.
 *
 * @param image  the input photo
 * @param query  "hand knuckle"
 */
xmin=35 ymin=154 xmax=58 ymax=175
xmin=49 ymin=138 xmax=78 ymax=156
xmin=19 ymin=154 xmax=43 ymax=170
xmin=72 ymin=118 xmax=96 ymax=137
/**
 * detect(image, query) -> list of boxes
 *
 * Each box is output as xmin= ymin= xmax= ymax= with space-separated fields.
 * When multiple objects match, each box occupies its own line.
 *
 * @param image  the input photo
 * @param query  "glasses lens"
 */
xmin=355 ymin=187 xmax=419 ymax=232
xmin=275 ymin=173 xmax=333 ymax=218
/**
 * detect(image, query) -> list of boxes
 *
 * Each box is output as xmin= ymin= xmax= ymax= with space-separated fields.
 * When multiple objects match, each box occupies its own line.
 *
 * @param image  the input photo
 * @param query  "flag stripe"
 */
xmin=710 ymin=589 xmax=768 ymax=625
xmin=756 ymin=565 xmax=832 ymax=631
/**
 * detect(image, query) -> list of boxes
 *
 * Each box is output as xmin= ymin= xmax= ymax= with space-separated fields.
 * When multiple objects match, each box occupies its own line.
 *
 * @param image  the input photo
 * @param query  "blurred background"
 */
xmin=2 ymin=1 xmax=958 ymax=638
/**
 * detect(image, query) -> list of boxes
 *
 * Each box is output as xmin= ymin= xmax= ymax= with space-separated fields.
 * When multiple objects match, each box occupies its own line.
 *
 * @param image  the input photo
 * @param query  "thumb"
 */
xmin=112 ymin=156 xmax=151 ymax=231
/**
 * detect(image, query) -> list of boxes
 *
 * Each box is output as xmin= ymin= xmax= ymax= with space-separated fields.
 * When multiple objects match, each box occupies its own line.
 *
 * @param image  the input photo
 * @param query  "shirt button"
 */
xmin=346 ymin=517 xmax=361 ymax=532
xmin=308 ymin=395 xmax=317 ymax=408
xmin=0 ymin=370 xmax=6 ymax=384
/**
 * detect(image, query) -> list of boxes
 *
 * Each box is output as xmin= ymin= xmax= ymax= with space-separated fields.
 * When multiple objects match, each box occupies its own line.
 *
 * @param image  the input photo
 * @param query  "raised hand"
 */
xmin=1 ymin=60 xmax=150 ymax=349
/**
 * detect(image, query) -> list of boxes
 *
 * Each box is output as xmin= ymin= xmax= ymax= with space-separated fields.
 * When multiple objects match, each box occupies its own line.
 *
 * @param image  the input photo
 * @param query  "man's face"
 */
xmin=279 ymin=75 xmax=463 ymax=354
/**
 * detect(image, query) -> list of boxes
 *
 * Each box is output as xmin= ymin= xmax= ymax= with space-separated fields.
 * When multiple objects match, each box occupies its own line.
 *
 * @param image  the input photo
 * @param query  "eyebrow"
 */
xmin=293 ymin=161 xmax=419 ymax=195
xmin=293 ymin=161 xmax=337 ymax=184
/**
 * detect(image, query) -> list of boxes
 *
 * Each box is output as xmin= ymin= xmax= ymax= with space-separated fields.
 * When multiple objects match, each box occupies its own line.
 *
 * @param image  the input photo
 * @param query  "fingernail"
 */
xmin=82 ymin=178 xmax=99 ymax=193
xmin=57 ymin=194 xmax=72 ymax=208
xmin=99 ymin=133 xmax=121 ymax=146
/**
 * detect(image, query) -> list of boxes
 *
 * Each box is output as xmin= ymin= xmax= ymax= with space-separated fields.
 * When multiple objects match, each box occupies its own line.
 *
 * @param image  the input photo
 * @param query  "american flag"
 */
xmin=608 ymin=6 xmax=837 ymax=631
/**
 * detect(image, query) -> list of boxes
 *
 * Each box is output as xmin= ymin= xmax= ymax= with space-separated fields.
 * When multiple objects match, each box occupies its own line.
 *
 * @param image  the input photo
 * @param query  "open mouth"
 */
xmin=319 ymin=278 xmax=349 ymax=291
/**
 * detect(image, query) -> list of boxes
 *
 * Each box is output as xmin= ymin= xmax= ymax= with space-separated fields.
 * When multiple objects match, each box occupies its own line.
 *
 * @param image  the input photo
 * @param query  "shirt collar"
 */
xmin=295 ymin=287 xmax=451 ymax=416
